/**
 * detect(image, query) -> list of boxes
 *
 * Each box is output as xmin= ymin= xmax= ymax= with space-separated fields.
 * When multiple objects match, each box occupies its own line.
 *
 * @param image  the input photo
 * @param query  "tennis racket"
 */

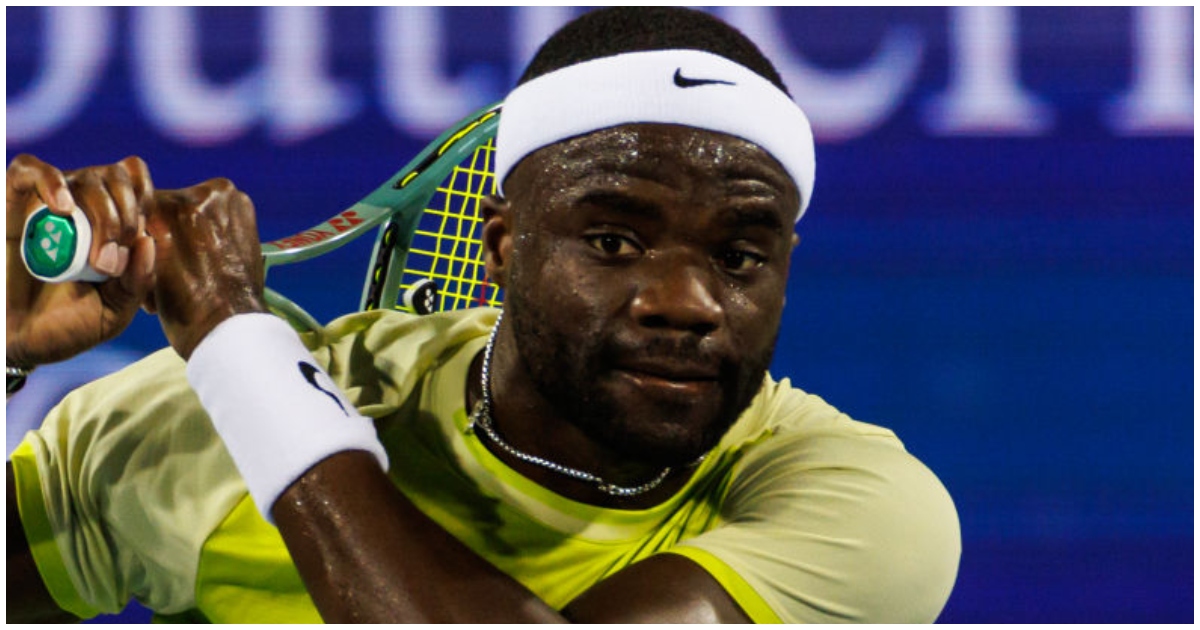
xmin=260 ymin=102 xmax=504 ymax=331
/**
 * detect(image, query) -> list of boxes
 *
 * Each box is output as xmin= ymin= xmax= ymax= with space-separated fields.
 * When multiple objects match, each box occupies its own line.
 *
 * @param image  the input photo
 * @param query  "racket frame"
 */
xmin=260 ymin=103 xmax=501 ymax=330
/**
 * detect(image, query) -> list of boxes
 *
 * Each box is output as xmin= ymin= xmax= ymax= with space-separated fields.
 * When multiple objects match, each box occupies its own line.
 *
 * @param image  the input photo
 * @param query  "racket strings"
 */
xmin=398 ymin=139 xmax=503 ymax=313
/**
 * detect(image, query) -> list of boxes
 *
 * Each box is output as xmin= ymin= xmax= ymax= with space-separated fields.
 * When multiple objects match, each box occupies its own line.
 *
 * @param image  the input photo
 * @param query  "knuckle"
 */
xmin=68 ymin=168 xmax=100 ymax=188
xmin=102 ymin=163 xmax=133 ymax=187
xmin=8 ymin=153 xmax=36 ymax=172
xmin=119 ymin=156 xmax=154 ymax=198
xmin=205 ymin=177 xmax=237 ymax=195
xmin=7 ymin=153 xmax=55 ymax=185
xmin=119 ymin=155 xmax=149 ymax=175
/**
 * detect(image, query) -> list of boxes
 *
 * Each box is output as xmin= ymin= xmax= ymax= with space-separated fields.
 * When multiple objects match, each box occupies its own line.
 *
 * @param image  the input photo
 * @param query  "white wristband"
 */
xmin=186 ymin=313 xmax=389 ymax=523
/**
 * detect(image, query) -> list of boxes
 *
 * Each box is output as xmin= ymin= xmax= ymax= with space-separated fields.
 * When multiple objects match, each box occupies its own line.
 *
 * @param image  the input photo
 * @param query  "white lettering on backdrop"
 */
xmin=5 ymin=7 xmax=1193 ymax=145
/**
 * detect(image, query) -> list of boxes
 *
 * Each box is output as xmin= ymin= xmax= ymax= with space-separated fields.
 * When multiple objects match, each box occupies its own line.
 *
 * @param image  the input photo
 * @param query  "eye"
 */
xmin=716 ymin=248 xmax=766 ymax=273
xmin=586 ymin=233 xmax=641 ymax=257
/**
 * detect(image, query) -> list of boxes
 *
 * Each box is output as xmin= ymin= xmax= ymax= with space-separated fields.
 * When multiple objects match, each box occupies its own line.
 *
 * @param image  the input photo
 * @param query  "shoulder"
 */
xmin=28 ymin=344 xmax=245 ymax=511
xmin=16 ymin=347 xmax=248 ymax=616
xmin=307 ymin=307 xmax=496 ymax=412
xmin=720 ymin=374 xmax=902 ymax=450
xmin=681 ymin=376 xmax=961 ymax=622
xmin=36 ymin=347 xmax=209 ymax=452
xmin=315 ymin=307 xmax=497 ymax=354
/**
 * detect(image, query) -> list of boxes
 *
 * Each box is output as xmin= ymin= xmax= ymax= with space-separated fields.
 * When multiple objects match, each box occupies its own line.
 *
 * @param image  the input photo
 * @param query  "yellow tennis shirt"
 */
xmin=11 ymin=308 xmax=960 ymax=623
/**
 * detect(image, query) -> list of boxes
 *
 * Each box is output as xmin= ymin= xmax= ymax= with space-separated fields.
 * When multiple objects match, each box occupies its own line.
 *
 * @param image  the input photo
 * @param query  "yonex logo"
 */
xmin=673 ymin=68 xmax=735 ymax=88
xmin=403 ymin=278 xmax=440 ymax=315
xmin=25 ymin=211 xmax=78 ymax=275
xmin=40 ymin=221 xmax=63 ymax=261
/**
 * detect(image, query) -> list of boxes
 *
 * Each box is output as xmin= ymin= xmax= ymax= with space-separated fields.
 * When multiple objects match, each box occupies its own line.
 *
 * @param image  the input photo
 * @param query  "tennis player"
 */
xmin=7 ymin=8 xmax=960 ymax=623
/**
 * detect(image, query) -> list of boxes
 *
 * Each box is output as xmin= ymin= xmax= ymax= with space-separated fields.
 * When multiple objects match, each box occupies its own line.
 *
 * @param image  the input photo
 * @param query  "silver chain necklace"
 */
xmin=466 ymin=311 xmax=677 ymax=498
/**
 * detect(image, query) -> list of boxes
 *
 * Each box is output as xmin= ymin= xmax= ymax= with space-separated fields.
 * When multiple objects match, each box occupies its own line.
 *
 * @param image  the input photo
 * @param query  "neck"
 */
xmin=465 ymin=320 xmax=695 ymax=509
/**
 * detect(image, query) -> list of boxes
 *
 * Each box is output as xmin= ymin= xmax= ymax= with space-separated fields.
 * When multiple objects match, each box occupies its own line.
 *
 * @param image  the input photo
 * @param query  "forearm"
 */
xmin=272 ymin=450 xmax=565 ymax=623
xmin=182 ymin=314 xmax=558 ymax=621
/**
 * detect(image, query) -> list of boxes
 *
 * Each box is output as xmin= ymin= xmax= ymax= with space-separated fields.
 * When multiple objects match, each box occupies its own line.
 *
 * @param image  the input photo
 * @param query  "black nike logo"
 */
xmin=673 ymin=68 xmax=735 ymax=88
xmin=298 ymin=361 xmax=349 ymax=416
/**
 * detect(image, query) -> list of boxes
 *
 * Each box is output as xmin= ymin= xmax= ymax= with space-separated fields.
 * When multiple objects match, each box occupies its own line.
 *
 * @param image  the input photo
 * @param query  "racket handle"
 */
xmin=21 ymin=206 xmax=107 ymax=283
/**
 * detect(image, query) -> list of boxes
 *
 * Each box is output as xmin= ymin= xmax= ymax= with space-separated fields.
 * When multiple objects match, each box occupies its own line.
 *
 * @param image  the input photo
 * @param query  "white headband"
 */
xmin=495 ymin=49 xmax=816 ymax=220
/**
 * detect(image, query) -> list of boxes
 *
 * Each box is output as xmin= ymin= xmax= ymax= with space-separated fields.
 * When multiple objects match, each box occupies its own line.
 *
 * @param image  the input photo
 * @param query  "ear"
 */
xmin=481 ymin=194 xmax=514 ymax=289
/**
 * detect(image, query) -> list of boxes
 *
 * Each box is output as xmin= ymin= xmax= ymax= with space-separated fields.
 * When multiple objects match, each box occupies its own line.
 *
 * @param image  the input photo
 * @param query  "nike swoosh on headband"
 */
xmin=673 ymin=68 xmax=735 ymax=88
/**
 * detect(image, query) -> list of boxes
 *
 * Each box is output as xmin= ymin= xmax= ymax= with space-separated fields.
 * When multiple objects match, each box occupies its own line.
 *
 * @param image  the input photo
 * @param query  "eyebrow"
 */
xmin=720 ymin=204 xmax=786 ymax=234
xmin=574 ymin=190 xmax=663 ymax=220
xmin=575 ymin=190 xmax=787 ymax=234
xmin=723 ymin=162 xmax=795 ymax=197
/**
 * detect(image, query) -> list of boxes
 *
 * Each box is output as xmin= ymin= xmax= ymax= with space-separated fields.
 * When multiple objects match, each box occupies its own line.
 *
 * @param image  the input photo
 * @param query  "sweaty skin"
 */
xmin=5 ymin=155 xmax=156 ymax=369
xmin=144 ymin=180 xmax=267 ymax=359
xmin=480 ymin=123 xmax=801 ymax=507
xmin=7 ymin=124 xmax=801 ymax=622
xmin=271 ymin=124 xmax=801 ymax=621
xmin=7 ymin=154 xmax=156 ymax=623
xmin=5 ymin=155 xmax=266 ymax=622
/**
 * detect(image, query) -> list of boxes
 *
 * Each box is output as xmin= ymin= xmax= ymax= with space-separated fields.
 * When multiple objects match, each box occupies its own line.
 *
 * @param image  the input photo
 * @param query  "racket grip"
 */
xmin=21 ymin=205 xmax=107 ymax=283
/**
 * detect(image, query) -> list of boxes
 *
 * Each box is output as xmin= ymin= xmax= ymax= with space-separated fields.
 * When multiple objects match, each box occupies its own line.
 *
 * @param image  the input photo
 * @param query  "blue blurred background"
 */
xmin=6 ymin=7 xmax=1192 ymax=623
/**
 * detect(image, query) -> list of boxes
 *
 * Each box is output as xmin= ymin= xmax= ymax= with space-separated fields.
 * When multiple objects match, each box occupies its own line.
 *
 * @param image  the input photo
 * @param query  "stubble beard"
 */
xmin=503 ymin=292 xmax=777 ymax=470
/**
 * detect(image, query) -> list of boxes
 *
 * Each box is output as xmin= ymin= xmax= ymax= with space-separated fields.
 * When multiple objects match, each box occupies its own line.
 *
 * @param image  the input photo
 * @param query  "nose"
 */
xmin=629 ymin=254 xmax=722 ymax=336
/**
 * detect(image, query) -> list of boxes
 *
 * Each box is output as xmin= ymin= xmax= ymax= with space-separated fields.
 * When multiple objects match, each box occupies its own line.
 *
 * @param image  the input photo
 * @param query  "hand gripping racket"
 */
xmin=22 ymin=102 xmax=505 ymax=331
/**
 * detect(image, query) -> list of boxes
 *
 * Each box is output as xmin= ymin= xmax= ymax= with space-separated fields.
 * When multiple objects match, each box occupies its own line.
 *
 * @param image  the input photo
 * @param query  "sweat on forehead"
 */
xmin=508 ymin=125 xmax=797 ymax=201
xmin=495 ymin=49 xmax=816 ymax=220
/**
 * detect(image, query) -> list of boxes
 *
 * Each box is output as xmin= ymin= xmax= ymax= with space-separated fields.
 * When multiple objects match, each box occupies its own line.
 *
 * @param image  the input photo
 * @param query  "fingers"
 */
xmin=149 ymin=177 xmax=266 ymax=359
xmin=68 ymin=157 xmax=153 ymax=277
xmin=6 ymin=154 xmax=77 ymax=240
xmin=6 ymin=154 xmax=76 ymax=214
xmin=99 ymin=230 xmax=157 ymax=320
xmin=153 ymin=178 xmax=260 ymax=256
xmin=7 ymin=154 xmax=155 ymax=280
xmin=118 ymin=156 xmax=155 ymax=204
xmin=122 ymin=232 xmax=157 ymax=302
xmin=69 ymin=167 xmax=127 ymax=276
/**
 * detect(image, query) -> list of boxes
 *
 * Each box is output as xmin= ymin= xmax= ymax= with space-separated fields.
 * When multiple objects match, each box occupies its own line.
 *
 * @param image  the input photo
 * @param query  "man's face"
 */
xmin=490 ymin=123 xmax=800 ymax=468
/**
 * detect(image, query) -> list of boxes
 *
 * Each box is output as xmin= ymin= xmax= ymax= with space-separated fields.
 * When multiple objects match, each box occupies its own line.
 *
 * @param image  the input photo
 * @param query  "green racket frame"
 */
xmin=260 ymin=103 xmax=502 ymax=331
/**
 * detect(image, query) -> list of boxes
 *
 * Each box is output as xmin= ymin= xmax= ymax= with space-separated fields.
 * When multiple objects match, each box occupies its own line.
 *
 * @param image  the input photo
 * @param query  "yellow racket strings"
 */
xmin=400 ymin=139 xmax=502 ymax=312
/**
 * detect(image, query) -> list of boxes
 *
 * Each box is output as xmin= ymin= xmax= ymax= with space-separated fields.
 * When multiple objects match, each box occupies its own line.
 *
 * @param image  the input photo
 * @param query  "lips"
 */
xmin=613 ymin=358 xmax=721 ymax=397
xmin=618 ymin=360 xmax=719 ymax=381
